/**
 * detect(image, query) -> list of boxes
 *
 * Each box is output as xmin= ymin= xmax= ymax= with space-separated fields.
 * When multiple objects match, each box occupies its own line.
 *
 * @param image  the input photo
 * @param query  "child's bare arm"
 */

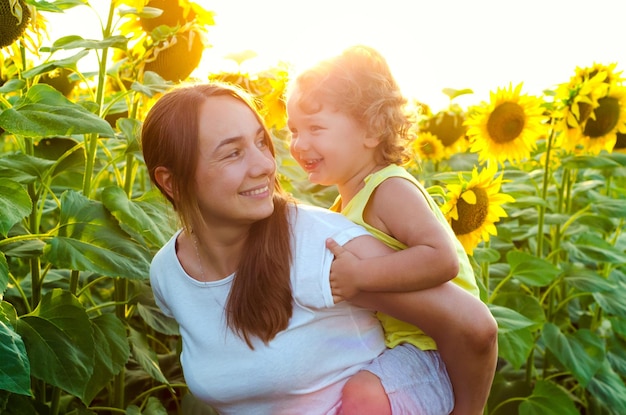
xmin=330 ymin=177 xmax=459 ymax=299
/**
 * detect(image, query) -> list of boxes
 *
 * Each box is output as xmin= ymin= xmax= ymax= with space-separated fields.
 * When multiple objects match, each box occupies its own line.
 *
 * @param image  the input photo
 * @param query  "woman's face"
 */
xmin=194 ymin=95 xmax=276 ymax=228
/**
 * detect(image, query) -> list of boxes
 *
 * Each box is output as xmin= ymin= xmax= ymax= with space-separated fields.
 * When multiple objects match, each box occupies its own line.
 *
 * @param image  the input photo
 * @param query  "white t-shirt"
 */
xmin=150 ymin=203 xmax=385 ymax=415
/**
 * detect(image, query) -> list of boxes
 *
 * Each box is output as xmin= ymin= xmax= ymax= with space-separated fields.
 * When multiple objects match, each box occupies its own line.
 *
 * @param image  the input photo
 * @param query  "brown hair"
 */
xmin=289 ymin=45 xmax=413 ymax=165
xmin=141 ymin=82 xmax=293 ymax=348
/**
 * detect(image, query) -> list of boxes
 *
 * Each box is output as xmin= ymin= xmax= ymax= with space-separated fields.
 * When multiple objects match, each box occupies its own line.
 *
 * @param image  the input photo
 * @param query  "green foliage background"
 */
xmin=1 ymin=1 xmax=625 ymax=414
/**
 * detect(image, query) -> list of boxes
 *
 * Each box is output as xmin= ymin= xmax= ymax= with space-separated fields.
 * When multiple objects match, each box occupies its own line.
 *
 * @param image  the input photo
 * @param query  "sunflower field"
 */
xmin=1 ymin=1 xmax=625 ymax=415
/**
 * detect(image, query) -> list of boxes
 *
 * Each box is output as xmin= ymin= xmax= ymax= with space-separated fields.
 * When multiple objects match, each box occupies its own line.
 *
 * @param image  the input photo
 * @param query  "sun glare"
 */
xmin=44 ymin=0 xmax=625 ymax=111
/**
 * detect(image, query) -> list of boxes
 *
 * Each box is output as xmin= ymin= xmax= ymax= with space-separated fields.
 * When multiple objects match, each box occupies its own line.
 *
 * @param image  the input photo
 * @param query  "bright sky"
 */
xmin=47 ymin=0 xmax=626 ymax=111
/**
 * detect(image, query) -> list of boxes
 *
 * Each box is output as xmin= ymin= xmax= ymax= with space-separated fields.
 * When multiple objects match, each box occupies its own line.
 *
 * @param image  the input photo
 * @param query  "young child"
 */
xmin=287 ymin=45 xmax=498 ymax=415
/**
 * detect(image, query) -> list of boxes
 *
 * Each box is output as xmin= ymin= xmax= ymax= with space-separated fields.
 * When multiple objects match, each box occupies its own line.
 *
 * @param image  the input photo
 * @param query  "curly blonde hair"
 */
xmin=288 ymin=45 xmax=413 ymax=165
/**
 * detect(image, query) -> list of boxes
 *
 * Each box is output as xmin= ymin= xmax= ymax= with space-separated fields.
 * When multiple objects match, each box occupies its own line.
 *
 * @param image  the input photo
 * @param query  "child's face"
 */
xmin=287 ymin=93 xmax=377 ymax=187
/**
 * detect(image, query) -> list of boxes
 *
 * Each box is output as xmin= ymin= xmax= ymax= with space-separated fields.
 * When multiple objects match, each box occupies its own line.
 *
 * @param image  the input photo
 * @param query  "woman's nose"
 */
xmin=250 ymin=147 xmax=276 ymax=176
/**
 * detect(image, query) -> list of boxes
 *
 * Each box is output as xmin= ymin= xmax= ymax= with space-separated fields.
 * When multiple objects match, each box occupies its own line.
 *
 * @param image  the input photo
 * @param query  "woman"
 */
xmin=141 ymin=82 xmax=392 ymax=414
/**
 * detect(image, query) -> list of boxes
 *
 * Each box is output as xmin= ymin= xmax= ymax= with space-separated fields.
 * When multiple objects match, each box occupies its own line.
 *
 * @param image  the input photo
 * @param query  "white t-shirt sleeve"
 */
xmin=289 ymin=204 xmax=371 ymax=309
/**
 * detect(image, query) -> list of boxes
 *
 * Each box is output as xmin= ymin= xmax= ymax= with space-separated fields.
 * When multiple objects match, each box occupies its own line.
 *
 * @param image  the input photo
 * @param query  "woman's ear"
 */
xmin=154 ymin=166 xmax=175 ymax=200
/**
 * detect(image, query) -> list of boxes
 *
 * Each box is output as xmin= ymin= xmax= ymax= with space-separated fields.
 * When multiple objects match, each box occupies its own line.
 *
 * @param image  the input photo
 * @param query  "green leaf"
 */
xmin=519 ymin=380 xmax=579 ymax=415
xmin=16 ymin=289 xmax=95 ymax=402
xmin=442 ymin=87 xmax=473 ymax=100
xmin=0 ymin=254 xmax=8 ymax=295
xmin=0 ymin=85 xmax=114 ymax=138
xmin=592 ymin=198 xmax=626 ymax=219
xmin=563 ymin=266 xmax=615 ymax=293
xmin=586 ymin=360 xmax=626 ymax=413
xmin=570 ymin=234 xmax=626 ymax=264
xmin=0 ymin=179 xmax=32 ymax=238
xmin=606 ymin=335 xmax=626 ymax=377
xmin=21 ymin=50 xmax=90 ymax=78
xmin=507 ymin=251 xmax=560 ymax=287
xmin=82 ymin=314 xmax=131 ymax=404
xmin=137 ymin=303 xmax=179 ymax=336
xmin=489 ymin=304 xmax=538 ymax=369
xmin=143 ymin=396 xmax=169 ymax=415
xmin=542 ymin=323 xmax=605 ymax=387
xmin=593 ymin=281 xmax=626 ymax=318
xmin=0 ymin=79 xmax=26 ymax=94
xmin=131 ymin=71 xmax=173 ymax=97
xmin=0 ymin=313 xmax=31 ymax=395
xmin=43 ymin=35 xmax=128 ymax=52
xmin=562 ymin=155 xmax=621 ymax=169
xmin=128 ymin=327 xmax=169 ymax=384
xmin=491 ymin=292 xmax=546 ymax=325
xmin=101 ymin=186 xmax=174 ymax=249
xmin=44 ymin=191 xmax=151 ymax=278
xmin=0 ymin=153 xmax=55 ymax=184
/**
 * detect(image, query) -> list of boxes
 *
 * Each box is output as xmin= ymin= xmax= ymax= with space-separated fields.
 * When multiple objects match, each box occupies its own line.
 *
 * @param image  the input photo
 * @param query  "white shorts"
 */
xmin=361 ymin=344 xmax=454 ymax=415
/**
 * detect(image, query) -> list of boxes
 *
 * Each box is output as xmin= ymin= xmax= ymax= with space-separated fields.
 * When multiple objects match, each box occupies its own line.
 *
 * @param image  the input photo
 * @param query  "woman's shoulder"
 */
xmin=151 ymin=229 xmax=182 ymax=268
xmin=288 ymin=203 xmax=370 ymax=246
xmin=289 ymin=202 xmax=356 ymax=229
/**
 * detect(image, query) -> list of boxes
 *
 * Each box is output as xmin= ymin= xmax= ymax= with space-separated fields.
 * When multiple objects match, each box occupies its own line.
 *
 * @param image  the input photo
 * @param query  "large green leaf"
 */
xmin=136 ymin=302 xmax=179 ymax=336
xmin=507 ymin=251 xmax=560 ymax=287
xmin=0 ymin=306 xmax=30 ymax=396
xmin=0 ymin=85 xmax=114 ymax=138
xmin=83 ymin=314 xmax=131 ymax=404
xmin=586 ymin=360 xmax=626 ymax=414
xmin=562 ymin=154 xmax=622 ymax=169
xmin=0 ymin=154 xmax=55 ymax=184
xmin=101 ymin=186 xmax=174 ymax=250
xmin=567 ymin=234 xmax=626 ymax=265
xmin=0 ymin=179 xmax=32 ymax=238
xmin=16 ymin=289 xmax=94 ymax=402
xmin=542 ymin=323 xmax=605 ymax=387
xmin=44 ymin=191 xmax=151 ymax=278
xmin=21 ymin=50 xmax=90 ymax=78
xmin=42 ymin=35 xmax=128 ymax=53
xmin=593 ymin=281 xmax=626 ymax=318
xmin=519 ymin=380 xmax=579 ymax=415
xmin=128 ymin=327 xmax=169 ymax=385
xmin=490 ymin=304 xmax=539 ymax=369
xmin=491 ymin=292 xmax=545 ymax=325
xmin=563 ymin=266 xmax=615 ymax=293
xmin=606 ymin=335 xmax=626 ymax=377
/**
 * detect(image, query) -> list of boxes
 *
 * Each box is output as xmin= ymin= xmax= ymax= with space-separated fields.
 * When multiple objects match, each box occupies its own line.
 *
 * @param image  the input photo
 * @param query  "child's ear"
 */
xmin=364 ymin=135 xmax=382 ymax=148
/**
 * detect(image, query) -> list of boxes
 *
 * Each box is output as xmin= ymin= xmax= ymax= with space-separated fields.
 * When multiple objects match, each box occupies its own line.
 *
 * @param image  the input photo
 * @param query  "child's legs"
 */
xmin=352 ymin=283 xmax=498 ymax=415
xmin=341 ymin=370 xmax=391 ymax=415
xmin=343 ymin=345 xmax=454 ymax=415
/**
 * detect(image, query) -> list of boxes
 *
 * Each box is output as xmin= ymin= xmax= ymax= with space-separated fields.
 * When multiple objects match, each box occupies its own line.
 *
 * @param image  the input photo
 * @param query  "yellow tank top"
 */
xmin=330 ymin=164 xmax=479 ymax=349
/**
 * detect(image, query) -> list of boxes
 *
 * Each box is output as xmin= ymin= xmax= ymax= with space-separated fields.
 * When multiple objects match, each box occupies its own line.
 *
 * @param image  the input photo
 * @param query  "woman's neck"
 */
xmin=185 ymin=224 xmax=249 ymax=282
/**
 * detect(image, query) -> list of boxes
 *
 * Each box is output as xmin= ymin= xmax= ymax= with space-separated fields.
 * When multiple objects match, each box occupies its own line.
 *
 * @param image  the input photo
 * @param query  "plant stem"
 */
xmin=536 ymin=119 xmax=556 ymax=258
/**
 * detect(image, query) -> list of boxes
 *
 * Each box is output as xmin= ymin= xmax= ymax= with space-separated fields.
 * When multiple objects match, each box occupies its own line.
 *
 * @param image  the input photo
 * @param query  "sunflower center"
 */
xmin=421 ymin=142 xmax=436 ymax=155
xmin=450 ymin=188 xmax=489 ymax=236
xmin=486 ymin=102 xmax=526 ymax=143
xmin=583 ymin=97 xmax=620 ymax=138
xmin=615 ymin=132 xmax=626 ymax=149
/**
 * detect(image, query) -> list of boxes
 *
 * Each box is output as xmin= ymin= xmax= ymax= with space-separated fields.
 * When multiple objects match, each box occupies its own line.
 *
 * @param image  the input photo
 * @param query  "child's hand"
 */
xmin=326 ymin=238 xmax=362 ymax=303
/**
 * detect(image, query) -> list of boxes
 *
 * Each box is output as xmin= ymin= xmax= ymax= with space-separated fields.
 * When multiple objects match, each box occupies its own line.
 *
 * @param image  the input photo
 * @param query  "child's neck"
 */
xmin=337 ymin=162 xmax=388 ymax=209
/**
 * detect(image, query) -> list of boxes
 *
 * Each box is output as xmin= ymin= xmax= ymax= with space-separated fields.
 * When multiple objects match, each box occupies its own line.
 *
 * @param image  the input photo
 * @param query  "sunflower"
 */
xmin=614 ymin=132 xmax=626 ymax=152
xmin=465 ymin=83 xmax=547 ymax=166
xmin=441 ymin=164 xmax=515 ymax=255
xmin=421 ymin=106 xmax=469 ymax=157
xmin=560 ymin=85 xmax=626 ymax=154
xmin=0 ymin=0 xmax=30 ymax=48
xmin=411 ymin=131 xmax=445 ymax=163
xmin=116 ymin=0 xmax=215 ymax=83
